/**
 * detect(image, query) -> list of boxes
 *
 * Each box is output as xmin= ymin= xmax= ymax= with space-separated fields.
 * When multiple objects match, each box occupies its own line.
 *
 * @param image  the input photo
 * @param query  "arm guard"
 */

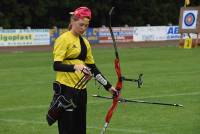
xmin=87 ymin=64 xmax=112 ymax=90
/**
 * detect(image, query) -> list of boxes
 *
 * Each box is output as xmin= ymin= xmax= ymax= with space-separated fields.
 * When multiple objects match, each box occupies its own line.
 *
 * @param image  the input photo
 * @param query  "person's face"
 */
xmin=71 ymin=18 xmax=89 ymax=35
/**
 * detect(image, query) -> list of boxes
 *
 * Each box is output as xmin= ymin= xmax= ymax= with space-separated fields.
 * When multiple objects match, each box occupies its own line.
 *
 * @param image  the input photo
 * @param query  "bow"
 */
xmin=99 ymin=7 xmax=183 ymax=134
xmin=100 ymin=7 xmax=123 ymax=134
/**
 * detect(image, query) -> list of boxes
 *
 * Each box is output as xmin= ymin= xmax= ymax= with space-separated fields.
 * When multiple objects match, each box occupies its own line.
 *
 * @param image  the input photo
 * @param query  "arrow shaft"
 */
xmin=93 ymin=95 xmax=183 ymax=107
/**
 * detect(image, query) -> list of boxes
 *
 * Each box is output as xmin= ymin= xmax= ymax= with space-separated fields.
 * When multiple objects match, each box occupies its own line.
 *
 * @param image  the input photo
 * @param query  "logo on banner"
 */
xmin=184 ymin=13 xmax=195 ymax=26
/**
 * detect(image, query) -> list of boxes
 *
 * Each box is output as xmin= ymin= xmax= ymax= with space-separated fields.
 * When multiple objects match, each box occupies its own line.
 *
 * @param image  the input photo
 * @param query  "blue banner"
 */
xmin=86 ymin=28 xmax=99 ymax=44
xmin=50 ymin=28 xmax=59 ymax=45
xmin=166 ymin=26 xmax=181 ymax=40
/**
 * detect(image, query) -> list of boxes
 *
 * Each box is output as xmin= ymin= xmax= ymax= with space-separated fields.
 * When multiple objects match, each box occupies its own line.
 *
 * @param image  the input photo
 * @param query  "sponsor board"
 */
xmin=99 ymin=27 xmax=133 ymax=43
xmin=85 ymin=28 xmax=99 ymax=44
xmin=133 ymin=26 xmax=167 ymax=41
xmin=0 ymin=29 xmax=50 ymax=46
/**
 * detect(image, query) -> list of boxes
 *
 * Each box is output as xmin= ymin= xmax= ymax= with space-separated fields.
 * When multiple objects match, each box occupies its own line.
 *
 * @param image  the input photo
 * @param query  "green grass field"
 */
xmin=0 ymin=46 xmax=200 ymax=134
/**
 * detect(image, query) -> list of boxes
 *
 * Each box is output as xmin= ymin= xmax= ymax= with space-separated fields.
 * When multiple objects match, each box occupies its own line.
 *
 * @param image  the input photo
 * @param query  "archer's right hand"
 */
xmin=74 ymin=64 xmax=92 ymax=75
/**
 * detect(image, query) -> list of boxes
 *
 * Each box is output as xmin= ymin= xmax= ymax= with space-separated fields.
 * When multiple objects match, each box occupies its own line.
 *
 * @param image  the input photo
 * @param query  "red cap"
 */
xmin=70 ymin=7 xmax=91 ymax=20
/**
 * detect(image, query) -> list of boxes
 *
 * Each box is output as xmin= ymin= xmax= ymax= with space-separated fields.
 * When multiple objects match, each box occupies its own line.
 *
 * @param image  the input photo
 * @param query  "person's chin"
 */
xmin=79 ymin=31 xmax=84 ymax=35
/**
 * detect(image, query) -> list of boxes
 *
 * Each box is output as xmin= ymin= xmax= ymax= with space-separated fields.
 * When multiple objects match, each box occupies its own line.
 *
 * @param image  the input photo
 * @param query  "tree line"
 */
xmin=0 ymin=0 xmax=199 ymax=29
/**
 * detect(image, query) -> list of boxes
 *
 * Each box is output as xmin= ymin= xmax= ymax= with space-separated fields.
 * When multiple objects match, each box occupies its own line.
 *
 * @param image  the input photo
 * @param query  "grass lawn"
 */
xmin=0 ymin=46 xmax=200 ymax=134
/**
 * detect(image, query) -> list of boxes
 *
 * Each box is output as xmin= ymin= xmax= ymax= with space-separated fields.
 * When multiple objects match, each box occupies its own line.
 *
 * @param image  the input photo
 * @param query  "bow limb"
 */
xmin=101 ymin=58 xmax=123 ymax=134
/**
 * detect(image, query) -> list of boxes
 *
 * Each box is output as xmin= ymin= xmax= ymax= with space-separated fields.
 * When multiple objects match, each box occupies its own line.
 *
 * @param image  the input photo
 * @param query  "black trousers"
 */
xmin=58 ymin=84 xmax=87 ymax=134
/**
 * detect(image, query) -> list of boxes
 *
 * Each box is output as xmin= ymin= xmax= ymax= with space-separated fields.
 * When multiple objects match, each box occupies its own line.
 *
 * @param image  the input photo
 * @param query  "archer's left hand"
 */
xmin=108 ymin=86 xmax=119 ymax=98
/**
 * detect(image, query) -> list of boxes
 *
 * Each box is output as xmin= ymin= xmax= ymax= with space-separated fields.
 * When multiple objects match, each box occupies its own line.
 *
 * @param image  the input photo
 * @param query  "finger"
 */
xmin=82 ymin=67 xmax=92 ymax=75
xmin=112 ymin=89 xmax=119 ymax=98
xmin=112 ymin=92 xmax=118 ymax=98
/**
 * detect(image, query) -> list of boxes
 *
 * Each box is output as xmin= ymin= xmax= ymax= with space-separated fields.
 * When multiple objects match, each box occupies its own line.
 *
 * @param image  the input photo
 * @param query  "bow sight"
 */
xmin=121 ymin=73 xmax=143 ymax=88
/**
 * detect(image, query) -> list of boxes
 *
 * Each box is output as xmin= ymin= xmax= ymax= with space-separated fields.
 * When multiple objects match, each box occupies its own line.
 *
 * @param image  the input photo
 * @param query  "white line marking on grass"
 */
xmin=87 ymin=126 xmax=146 ymax=133
xmin=12 ymin=51 xmax=25 ymax=53
xmin=0 ymin=105 xmax=48 ymax=112
xmin=133 ymin=91 xmax=200 ymax=99
xmin=0 ymin=118 xmax=146 ymax=133
xmin=0 ymin=101 xmax=108 ymax=112
xmin=0 ymin=118 xmax=45 ymax=124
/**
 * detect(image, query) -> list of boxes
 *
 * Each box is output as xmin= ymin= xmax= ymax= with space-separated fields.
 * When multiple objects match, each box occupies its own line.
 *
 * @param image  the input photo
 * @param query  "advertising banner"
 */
xmin=166 ymin=26 xmax=198 ymax=40
xmin=166 ymin=26 xmax=181 ymax=40
xmin=85 ymin=28 xmax=99 ymax=44
xmin=0 ymin=29 xmax=50 ymax=46
xmin=49 ymin=28 xmax=99 ymax=45
xmin=133 ymin=26 xmax=167 ymax=41
xmin=50 ymin=27 xmax=59 ymax=45
xmin=99 ymin=27 xmax=133 ymax=43
xmin=132 ymin=26 xmax=199 ymax=42
xmin=49 ymin=28 xmax=68 ymax=45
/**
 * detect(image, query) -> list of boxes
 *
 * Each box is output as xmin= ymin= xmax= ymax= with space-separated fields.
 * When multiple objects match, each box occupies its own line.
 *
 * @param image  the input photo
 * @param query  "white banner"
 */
xmin=133 ymin=26 xmax=167 ymax=41
xmin=133 ymin=26 xmax=200 ymax=42
xmin=99 ymin=27 xmax=133 ymax=43
xmin=0 ymin=29 xmax=50 ymax=46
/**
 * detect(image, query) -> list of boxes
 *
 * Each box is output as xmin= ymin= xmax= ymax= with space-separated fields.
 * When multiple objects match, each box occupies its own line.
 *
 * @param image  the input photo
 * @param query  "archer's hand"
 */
xmin=74 ymin=65 xmax=92 ymax=75
xmin=108 ymin=86 xmax=119 ymax=98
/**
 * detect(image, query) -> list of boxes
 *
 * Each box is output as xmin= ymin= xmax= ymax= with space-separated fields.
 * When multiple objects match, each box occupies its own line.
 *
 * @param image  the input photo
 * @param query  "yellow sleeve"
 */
xmin=53 ymin=37 xmax=68 ymax=61
xmin=84 ymin=38 xmax=95 ymax=64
